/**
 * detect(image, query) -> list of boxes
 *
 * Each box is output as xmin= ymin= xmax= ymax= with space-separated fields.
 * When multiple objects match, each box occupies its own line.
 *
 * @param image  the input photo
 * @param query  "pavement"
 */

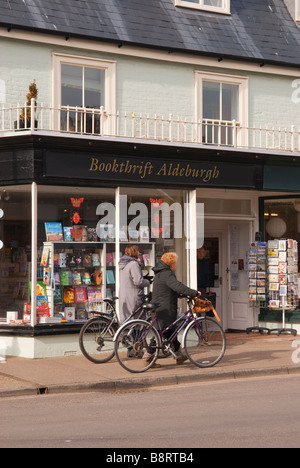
xmin=0 ymin=332 xmax=300 ymax=398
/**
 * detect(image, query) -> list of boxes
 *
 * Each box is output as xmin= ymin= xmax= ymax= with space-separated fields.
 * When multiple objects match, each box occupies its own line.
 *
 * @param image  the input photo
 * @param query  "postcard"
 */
xmin=257 ymin=295 xmax=266 ymax=302
xmin=278 ymin=240 xmax=286 ymax=251
xmin=269 ymin=300 xmax=280 ymax=308
xmin=268 ymin=249 xmax=278 ymax=258
xmin=249 ymin=294 xmax=257 ymax=302
xmin=278 ymin=251 xmax=287 ymax=262
xmin=268 ymin=266 xmax=278 ymax=274
xmin=268 ymin=240 xmax=278 ymax=249
xmin=279 ymin=285 xmax=287 ymax=296
xmin=279 ymin=275 xmax=287 ymax=285
xmin=279 ymin=263 xmax=287 ymax=274
xmin=257 ymin=272 xmax=266 ymax=279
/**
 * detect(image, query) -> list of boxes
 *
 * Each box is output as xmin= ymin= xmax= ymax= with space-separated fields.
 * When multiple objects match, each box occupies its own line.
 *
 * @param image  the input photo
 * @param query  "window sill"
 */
xmin=174 ymin=1 xmax=230 ymax=15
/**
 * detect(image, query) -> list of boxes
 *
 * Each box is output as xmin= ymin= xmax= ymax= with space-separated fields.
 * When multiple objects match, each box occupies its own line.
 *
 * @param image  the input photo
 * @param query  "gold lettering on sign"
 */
xmin=156 ymin=162 xmax=220 ymax=182
xmin=89 ymin=158 xmax=99 ymax=171
xmin=89 ymin=157 xmax=220 ymax=183
xmin=89 ymin=158 xmax=154 ymax=180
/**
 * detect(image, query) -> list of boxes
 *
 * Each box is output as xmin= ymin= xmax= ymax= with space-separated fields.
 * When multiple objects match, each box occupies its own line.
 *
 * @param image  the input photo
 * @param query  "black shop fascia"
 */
xmin=0 ymin=134 xmax=266 ymax=190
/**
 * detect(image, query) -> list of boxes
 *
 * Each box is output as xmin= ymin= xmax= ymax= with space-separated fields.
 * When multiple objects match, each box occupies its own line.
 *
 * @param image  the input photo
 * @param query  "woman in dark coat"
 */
xmin=151 ymin=252 xmax=200 ymax=365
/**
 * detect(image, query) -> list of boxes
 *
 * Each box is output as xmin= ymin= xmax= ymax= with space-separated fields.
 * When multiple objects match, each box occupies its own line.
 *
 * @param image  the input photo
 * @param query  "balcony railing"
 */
xmin=1 ymin=99 xmax=300 ymax=153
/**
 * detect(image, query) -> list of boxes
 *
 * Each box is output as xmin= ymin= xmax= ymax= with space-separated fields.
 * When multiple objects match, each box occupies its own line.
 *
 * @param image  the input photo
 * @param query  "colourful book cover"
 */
xmin=45 ymin=222 xmax=63 ymax=242
xmin=106 ymin=270 xmax=115 ymax=284
xmin=87 ymin=287 xmax=102 ymax=303
xmin=75 ymin=287 xmax=87 ymax=303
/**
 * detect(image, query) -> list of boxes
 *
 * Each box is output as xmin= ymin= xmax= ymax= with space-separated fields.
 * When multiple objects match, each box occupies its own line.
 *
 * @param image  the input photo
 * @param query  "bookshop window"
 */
xmin=37 ymin=186 xmax=116 ymax=323
xmin=119 ymin=187 xmax=189 ymax=288
xmin=264 ymin=198 xmax=300 ymax=242
xmin=0 ymin=186 xmax=31 ymax=323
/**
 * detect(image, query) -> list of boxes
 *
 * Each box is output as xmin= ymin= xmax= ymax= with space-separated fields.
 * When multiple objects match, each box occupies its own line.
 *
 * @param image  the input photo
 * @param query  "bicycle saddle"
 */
xmin=103 ymin=296 xmax=118 ymax=303
xmin=142 ymin=302 xmax=160 ymax=310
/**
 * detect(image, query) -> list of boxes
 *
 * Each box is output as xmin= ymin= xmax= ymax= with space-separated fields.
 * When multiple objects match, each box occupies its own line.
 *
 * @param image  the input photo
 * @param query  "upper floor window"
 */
xmin=196 ymin=71 xmax=248 ymax=146
xmin=53 ymin=54 xmax=116 ymax=133
xmin=175 ymin=0 xmax=230 ymax=14
xmin=61 ymin=65 xmax=106 ymax=111
xmin=296 ymin=0 xmax=300 ymax=21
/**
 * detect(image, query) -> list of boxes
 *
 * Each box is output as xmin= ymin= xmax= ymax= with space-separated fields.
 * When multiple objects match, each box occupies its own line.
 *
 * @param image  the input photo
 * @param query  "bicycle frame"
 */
xmin=158 ymin=310 xmax=195 ymax=346
xmin=88 ymin=297 xmax=151 ymax=336
xmin=116 ymin=307 xmax=203 ymax=358
xmin=80 ymin=296 xmax=155 ymax=362
xmin=162 ymin=302 xmax=222 ymax=347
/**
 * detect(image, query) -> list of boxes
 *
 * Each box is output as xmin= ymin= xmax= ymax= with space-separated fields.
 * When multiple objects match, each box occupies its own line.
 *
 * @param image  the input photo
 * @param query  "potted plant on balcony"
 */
xmin=14 ymin=80 xmax=38 ymax=130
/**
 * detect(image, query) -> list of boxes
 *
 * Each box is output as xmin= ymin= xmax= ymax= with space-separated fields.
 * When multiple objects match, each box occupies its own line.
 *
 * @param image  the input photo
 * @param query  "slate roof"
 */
xmin=1 ymin=0 xmax=300 ymax=67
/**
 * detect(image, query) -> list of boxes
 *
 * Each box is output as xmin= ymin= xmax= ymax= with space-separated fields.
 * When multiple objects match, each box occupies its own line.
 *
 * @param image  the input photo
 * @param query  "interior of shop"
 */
xmin=0 ymin=185 xmax=190 ymax=326
xmin=1 ymin=185 xmax=300 ymax=335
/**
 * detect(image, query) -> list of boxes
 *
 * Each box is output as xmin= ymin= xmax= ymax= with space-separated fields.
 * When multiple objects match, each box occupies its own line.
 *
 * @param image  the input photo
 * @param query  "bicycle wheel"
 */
xmin=114 ymin=319 xmax=161 ymax=373
xmin=183 ymin=316 xmax=226 ymax=368
xmin=79 ymin=316 xmax=118 ymax=364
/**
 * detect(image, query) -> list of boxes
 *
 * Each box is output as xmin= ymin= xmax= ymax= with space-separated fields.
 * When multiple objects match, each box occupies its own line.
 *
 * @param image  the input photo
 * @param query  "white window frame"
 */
xmin=52 ymin=53 xmax=116 ymax=132
xmin=296 ymin=0 xmax=300 ymax=22
xmin=195 ymin=71 xmax=248 ymax=146
xmin=175 ymin=0 xmax=230 ymax=15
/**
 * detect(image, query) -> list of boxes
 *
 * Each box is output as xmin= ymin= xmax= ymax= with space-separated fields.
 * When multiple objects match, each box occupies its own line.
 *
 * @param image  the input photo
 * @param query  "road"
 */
xmin=1 ymin=375 xmax=300 ymax=448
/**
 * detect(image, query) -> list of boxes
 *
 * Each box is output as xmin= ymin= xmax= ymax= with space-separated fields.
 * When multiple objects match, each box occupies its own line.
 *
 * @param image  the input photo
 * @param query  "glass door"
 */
xmin=200 ymin=235 xmax=223 ymax=325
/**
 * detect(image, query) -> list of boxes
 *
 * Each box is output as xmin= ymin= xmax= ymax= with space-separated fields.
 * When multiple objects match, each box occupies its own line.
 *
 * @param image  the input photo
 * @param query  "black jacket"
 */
xmin=152 ymin=261 xmax=198 ymax=327
xmin=197 ymin=258 xmax=214 ymax=290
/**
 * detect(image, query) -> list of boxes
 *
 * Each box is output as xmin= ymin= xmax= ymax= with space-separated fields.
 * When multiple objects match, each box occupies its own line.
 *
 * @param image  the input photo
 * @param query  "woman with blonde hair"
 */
xmin=151 ymin=252 xmax=200 ymax=365
xmin=119 ymin=245 xmax=150 ymax=324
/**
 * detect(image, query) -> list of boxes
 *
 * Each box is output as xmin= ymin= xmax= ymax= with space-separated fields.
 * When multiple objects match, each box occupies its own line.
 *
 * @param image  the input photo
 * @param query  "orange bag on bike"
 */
xmin=192 ymin=298 xmax=221 ymax=322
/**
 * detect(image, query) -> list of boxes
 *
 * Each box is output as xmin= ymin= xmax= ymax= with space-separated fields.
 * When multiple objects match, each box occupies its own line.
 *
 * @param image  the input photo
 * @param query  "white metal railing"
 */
xmin=1 ymin=98 xmax=300 ymax=153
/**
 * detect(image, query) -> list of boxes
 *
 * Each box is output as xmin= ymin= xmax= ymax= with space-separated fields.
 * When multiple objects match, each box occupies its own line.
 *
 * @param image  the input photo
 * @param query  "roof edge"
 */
xmin=1 ymin=22 xmax=300 ymax=70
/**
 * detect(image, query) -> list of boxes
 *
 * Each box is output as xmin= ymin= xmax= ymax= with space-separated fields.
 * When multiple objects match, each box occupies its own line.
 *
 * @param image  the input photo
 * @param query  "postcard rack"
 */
xmin=247 ymin=239 xmax=298 ymax=336
xmin=247 ymin=241 xmax=270 ymax=334
xmin=267 ymin=239 xmax=298 ymax=336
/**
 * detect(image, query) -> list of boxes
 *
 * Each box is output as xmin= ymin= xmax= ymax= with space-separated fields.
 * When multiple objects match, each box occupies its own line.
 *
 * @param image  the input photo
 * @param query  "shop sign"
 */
xmin=44 ymin=151 xmax=260 ymax=189
xmin=264 ymin=165 xmax=300 ymax=191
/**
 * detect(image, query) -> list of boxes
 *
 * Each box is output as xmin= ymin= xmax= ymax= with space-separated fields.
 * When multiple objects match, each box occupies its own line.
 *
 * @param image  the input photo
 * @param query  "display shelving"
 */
xmin=42 ymin=241 xmax=155 ymax=322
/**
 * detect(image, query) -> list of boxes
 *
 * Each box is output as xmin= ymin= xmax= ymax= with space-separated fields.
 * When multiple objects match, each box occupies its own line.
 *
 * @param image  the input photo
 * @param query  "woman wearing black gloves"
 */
xmin=151 ymin=252 xmax=201 ymax=365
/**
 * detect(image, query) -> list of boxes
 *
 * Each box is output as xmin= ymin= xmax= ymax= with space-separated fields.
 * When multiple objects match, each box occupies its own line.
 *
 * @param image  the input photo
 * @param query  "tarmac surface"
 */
xmin=0 ymin=332 xmax=300 ymax=398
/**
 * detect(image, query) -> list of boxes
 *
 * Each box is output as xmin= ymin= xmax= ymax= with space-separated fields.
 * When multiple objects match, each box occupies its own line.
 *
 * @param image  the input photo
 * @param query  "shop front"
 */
xmin=0 ymin=133 xmax=294 ymax=357
xmin=257 ymin=194 xmax=300 ymax=331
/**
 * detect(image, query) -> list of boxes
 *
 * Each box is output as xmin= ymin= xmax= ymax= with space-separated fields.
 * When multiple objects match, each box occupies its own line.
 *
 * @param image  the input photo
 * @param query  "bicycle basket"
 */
xmin=192 ymin=298 xmax=213 ymax=314
xmin=192 ymin=298 xmax=221 ymax=323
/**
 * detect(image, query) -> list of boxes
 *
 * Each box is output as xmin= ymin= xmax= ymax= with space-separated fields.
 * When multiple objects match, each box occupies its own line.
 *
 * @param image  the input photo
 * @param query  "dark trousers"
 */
xmin=162 ymin=328 xmax=181 ymax=353
xmin=146 ymin=327 xmax=181 ymax=356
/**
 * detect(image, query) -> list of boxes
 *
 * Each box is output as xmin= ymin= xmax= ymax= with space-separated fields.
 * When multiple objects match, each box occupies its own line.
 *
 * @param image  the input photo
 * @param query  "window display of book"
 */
xmin=40 ymin=235 xmax=155 ymax=323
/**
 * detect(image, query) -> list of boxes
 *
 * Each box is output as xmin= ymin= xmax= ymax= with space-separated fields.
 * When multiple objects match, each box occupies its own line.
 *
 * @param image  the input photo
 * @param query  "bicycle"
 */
xmin=79 ymin=294 xmax=157 ymax=364
xmin=113 ymin=297 xmax=226 ymax=373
